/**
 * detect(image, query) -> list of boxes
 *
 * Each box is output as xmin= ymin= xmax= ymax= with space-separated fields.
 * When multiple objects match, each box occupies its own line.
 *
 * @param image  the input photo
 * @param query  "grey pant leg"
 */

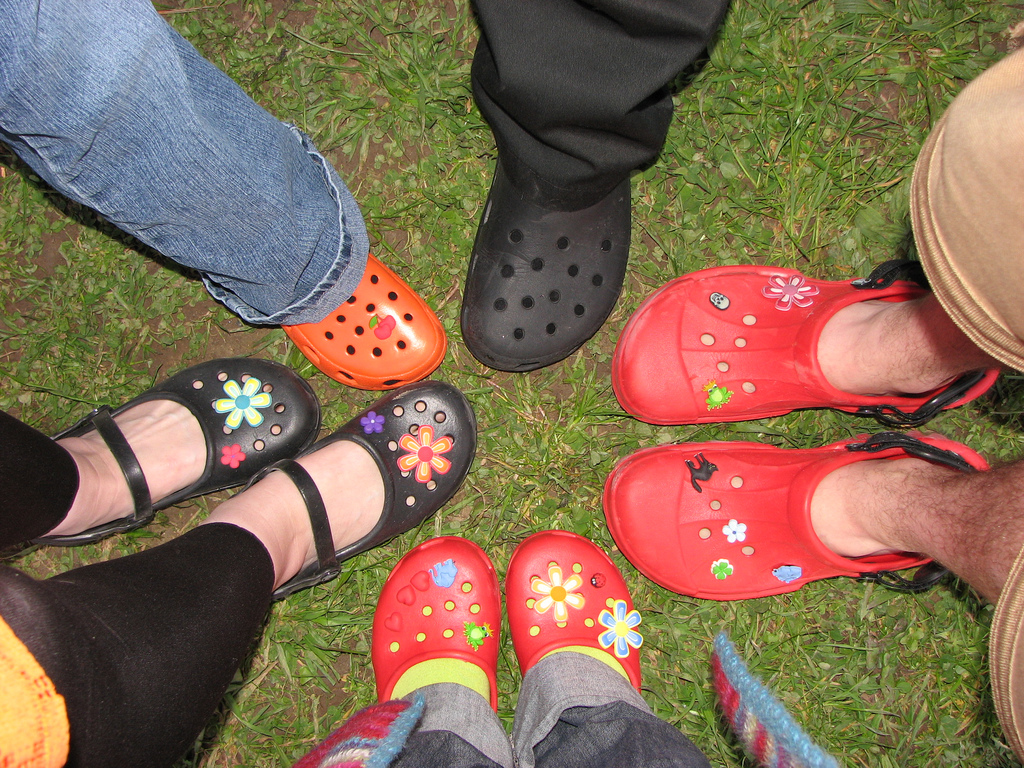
xmin=512 ymin=652 xmax=711 ymax=768
xmin=394 ymin=683 xmax=515 ymax=768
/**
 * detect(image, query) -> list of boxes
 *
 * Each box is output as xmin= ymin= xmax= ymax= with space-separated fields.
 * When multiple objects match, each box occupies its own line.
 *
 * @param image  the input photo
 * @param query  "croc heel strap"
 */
xmin=272 ymin=381 xmax=477 ymax=600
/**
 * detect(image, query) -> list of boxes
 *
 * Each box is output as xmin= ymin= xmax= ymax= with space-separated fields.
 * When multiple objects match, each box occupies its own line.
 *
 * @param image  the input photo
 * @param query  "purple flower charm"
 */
xmin=361 ymin=411 xmax=385 ymax=434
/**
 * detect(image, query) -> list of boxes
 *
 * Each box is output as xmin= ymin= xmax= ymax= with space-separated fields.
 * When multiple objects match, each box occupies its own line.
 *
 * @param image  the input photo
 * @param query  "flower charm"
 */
xmin=762 ymin=274 xmax=820 ymax=311
xmin=361 ymin=411 xmax=385 ymax=434
xmin=220 ymin=444 xmax=246 ymax=469
xmin=531 ymin=563 xmax=585 ymax=623
xmin=464 ymin=621 xmax=492 ymax=650
xmin=711 ymin=559 xmax=734 ymax=580
xmin=397 ymin=425 xmax=453 ymax=483
xmin=703 ymin=379 xmax=733 ymax=410
xmin=598 ymin=600 xmax=643 ymax=659
xmin=722 ymin=519 xmax=747 ymax=543
xmin=213 ymin=377 xmax=272 ymax=429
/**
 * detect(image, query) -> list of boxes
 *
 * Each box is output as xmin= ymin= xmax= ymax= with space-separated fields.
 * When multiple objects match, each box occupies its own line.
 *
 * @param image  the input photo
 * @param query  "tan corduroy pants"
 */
xmin=912 ymin=47 xmax=1024 ymax=761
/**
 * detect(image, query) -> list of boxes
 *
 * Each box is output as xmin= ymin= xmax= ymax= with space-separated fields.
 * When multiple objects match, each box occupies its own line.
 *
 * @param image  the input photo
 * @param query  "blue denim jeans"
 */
xmin=0 ymin=0 xmax=367 ymax=325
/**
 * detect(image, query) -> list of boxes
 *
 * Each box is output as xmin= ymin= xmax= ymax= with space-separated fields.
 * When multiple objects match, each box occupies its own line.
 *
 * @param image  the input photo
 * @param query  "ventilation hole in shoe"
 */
xmin=442 ymin=628 xmax=453 ymax=637
xmin=409 ymin=424 xmax=419 ymax=435
xmin=338 ymin=370 xmax=354 ymax=380
xmin=742 ymin=546 xmax=755 ymax=556
xmin=546 ymin=323 xmax=556 ymax=335
xmin=710 ymin=500 xmax=722 ymax=510
xmin=549 ymin=290 xmax=560 ymax=303
xmin=445 ymin=600 xmax=456 ymax=610
xmin=347 ymin=296 xmax=357 ymax=304
xmin=717 ymin=361 xmax=729 ymax=372
xmin=556 ymin=236 xmax=569 ymax=250
xmin=401 ymin=470 xmax=411 ymax=478
xmin=325 ymin=331 xmax=334 ymax=340
xmin=388 ymin=291 xmax=398 ymax=301
xmin=526 ymin=598 xmax=536 ymax=609
xmin=192 ymin=380 xmax=203 ymax=389
xmin=336 ymin=314 xmax=346 ymax=323
xmin=355 ymin=326 xmax=364 ymax=335
xmin=743 ymin=315 xmax=756 ymax=326
xmin=366 ymin=303 xmax=375 ymax=312
xmin=346 ymin=345 xmax=356 ymax=355
xmin=469 ymin=603 xmax=481 ymax=614
xmin=275 ymin=403 xmax=285 ymax=413
xmin=222 ymin=426 xmax=233 ymax=435
xmin=509 ymin=229 xmax=523 ymax=243
xmin=567 ymin=264 xmax=579 ymax=277
xmin=731 ymin=476 xmax=744 ymax=488
xmin=263 ymin=383 xmax=273 ymax=393
xmin=501 ymin=264 xmax=514 ymax=278
xmin=592 ymin=274 xmax=603 ymax=287
xmin=434 ymin=411 xmax=446 ymax=423
xmin=522 ymin=296 xmax=534 ymax=309
xmin=700 ymin=333 xmax=715 ymax=346
xmin=742 ymin=382 xmax=756 ymax=393
xmin=530 ymin=625 xmax=540 ymax=636
xmin=734 ymin=337 xmax=747 ymax=348
xmin=245 ymin=439 xmax=262 ymax=452
xmin=494 ymin=298 xmax=507 ymax=311
xmin=531 ymin=257 xmax=544 ymax=271
xmin=397 ymin=341 xmax=407 ymax=349
xmin=393 ymin=406 xmax=404 ymax=416
xmin=370 ymin=275 xmax=379 ymax=284
xmin=415 ymin=400 xmax=427 ymax=412
xmin=218 ymin=372 xmax=228 ymax=381
xmin=383 ymin=379 xmax=400 ymax=386
xmin=572 ymin=562 xmax=583 ymax=573
xmin=513 ymin=328 xmax=525 ymax=340
xmin=426 ymin=480 xmax=437 ymax=491
xmin=270 ymin=424 xmax=282 ymax=435
xmin=388 ymin=440 xmax=398 ymax=451
xmin=574 ymin=304 xmax=585 ymax=316
xmin=406 ymin=495 xmax=416 ymax=506
xmin=416 ymin=633 xmax=426 ymax=642
xmin=373 ymin=348 xmax=383 ymax=357
xmin=389 ymin=641 xmax=399 ymax=652
xmin=461 ymin=581 xmax=473 ymax=593
xmin=601 ymin=239 xmax=612 ymax=251
xmin=404 ymin=313 xmax=413 ymax=321
xmin=698 ymin=527 xmax=712 ymax=539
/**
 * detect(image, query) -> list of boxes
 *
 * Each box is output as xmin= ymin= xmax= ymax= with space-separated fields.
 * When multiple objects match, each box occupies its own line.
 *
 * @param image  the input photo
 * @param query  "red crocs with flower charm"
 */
xmin=603 ymin=432 xmax=989 ymax=600
xmin=372 ymin=537 xmax=502 ymax=709
xmin=506 ymin=530 xmax=643 ymax=690
xmin=612 ymin=261 xmax=999 ymax=427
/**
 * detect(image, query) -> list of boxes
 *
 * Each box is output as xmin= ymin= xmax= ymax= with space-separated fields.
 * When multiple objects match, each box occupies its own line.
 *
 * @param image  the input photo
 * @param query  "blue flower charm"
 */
xmin=213 ymin=377 xmax=272 ymax=429
xmin=597 ymin=600 xmax=643 ymax=659
xmin=773 ymin=565 xmax=802 ymax=584
xmin=361 ymin=411 xmax=385 ymax=434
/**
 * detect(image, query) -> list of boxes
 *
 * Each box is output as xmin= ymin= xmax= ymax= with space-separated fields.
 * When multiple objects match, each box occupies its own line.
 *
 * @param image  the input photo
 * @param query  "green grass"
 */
xmin=1 ymin=0 xmax=1022 ymax=765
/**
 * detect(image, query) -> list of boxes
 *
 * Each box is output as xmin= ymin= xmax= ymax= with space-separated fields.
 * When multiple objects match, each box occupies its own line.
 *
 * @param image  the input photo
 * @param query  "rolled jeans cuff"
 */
xmin=409 ymin=683 xmax=515 ymax=768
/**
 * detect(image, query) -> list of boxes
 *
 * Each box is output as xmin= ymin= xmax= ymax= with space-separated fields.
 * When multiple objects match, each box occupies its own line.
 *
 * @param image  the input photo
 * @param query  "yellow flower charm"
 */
xmin=213 ymin=377 xmax=272 ymax=429
xmin=531 ymin=563 xmax=585 ymax=622
xmin=397 ymin=425 xmax=453 ymax=483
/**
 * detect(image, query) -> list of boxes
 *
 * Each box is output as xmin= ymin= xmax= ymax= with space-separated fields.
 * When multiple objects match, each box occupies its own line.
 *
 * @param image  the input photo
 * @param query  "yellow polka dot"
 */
xmin=445 ymin=601 xmax=455 ymax=610
xmin=462 ymin=582 xmax=473 ymax=593
xmin=572 ymin=563 xmax=583 ymax=573
xmin=416 ymin=633 xmax=426 ymax=642
xmin=422 ymin=606 xmax=433 ymax=616
xmin=443 ymin=629 xmax=454 ymax=638
xmin=557 ymin=621 xmax=567 ymax=628
xmin=530 ymin=626 xmax=540 ymax=636
xmin=526 ymin=598 xmax=536 ymax=609
xmin=389 ymin=641 xmax=400 ymax=653
xmin=470 ymin=604 xmax=481 ymax=614
xmin=606 ymin=598 xmax=616 ymax=608
xmin=585 ymin=618 xmax=595 ymax=627
xmin=548 ymin=561 xmax=558 ymax=569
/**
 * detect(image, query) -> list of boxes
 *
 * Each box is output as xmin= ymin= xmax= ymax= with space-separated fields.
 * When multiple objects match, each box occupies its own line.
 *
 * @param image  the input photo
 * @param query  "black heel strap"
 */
xmin=266 ymin=460 xmax=339 ymax=591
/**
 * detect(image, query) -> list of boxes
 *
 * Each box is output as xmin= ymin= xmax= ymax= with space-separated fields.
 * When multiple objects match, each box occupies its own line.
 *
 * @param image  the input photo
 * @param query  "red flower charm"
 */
xmin=220 ymin=444 xmax=246 ymax=469
xmin=397 ymin=425 xmax=453 ymax=483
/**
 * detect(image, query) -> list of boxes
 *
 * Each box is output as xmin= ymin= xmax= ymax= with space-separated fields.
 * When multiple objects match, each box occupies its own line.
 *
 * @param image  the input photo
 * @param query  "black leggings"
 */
xmin=0 ymin=410 xmax=275 ymax=768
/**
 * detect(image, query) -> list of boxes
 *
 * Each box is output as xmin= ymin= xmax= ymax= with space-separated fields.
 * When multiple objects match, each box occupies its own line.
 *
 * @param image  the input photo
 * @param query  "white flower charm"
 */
xmin=722 ymin=519 xmax=747 ymax=543
xmin=213 ymin=377 xmax=272 ymax=428
xmin=762 ymin=274 xmax=820 ymax=311
xmin=531 ymin=563 xmax=585 ymax=623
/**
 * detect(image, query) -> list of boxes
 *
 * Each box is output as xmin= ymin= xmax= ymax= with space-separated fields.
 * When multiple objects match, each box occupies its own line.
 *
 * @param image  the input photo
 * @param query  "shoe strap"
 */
xmin=851 ymin=259 xmax=928 ymax=290
xmin=89 ymin=406 xmax=152 ymax=524
xmin=852 ymin=370 xmax=989 ymax=428
xmin=846 ymin=432 xmax=977 ymax=591
xmin=267 ymin=459 xmax=339 ymax=583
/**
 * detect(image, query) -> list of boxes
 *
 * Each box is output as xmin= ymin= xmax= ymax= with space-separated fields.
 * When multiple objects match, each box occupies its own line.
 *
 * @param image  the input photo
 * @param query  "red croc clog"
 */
xmin=506 ymin=530 xmax=643 ymax=691
xmin=372 ymin=537 xmax=501 ymax=709
xmin=603 ymin=432 xmax=989 ymax=601
xmin=284 ymin=254 xmax=447 ymax=390
xmin=612 ymin=261 xmax=998 ymax=426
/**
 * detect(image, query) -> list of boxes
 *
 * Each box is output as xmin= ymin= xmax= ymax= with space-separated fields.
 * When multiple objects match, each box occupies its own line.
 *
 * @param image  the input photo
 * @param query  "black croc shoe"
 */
xmin=461 ymin=161 xmax=630 ymax=371
xmin=270 ymin=380 xmax=477 ymax=600
xmin=37 ymin=358 xmax=321 ymax=546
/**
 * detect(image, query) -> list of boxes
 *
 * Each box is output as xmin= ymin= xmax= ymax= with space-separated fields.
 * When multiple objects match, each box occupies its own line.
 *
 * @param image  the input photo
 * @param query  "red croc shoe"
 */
xmin=612 ymin=260 xmax=998 ymax=426
xmin=603 ymin=432 xmax=988 ymax=600
xmin=506 ymin=530 xmax=642 ymax=691
xmin=372 ymin=537 xmax=501 ymax=709
xmin=284 ymin=254 xmax=447 ymax=390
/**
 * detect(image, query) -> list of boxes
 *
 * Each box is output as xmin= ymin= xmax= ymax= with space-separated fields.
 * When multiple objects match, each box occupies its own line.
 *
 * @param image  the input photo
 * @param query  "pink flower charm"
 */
xmin=761 ymin=274 xmax=820 ymax=311
xmin=220 ymin=444 xmax=246 ymax=469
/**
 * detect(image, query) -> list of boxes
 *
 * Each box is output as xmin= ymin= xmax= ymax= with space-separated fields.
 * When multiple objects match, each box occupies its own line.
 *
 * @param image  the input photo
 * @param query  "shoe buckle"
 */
xmin=853 ymin=370 xmax=990 ymax=428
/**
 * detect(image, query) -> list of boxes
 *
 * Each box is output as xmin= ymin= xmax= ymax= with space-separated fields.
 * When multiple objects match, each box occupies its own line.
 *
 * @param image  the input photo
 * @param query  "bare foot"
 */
xmin=203 ymin=440 xmax=384 ymax=590
xmin=47 ymin=400 xmax=206 ymax=537
xmin=817 ymin=294 xmax=999 ymax=396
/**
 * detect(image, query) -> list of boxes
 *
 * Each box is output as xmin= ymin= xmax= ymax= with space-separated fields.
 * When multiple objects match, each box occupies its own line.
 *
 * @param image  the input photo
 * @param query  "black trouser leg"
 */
xmin=0 ymin=523 xmax=274 ymax=768
xmin=471 ymin=0 xmax=730 ymax=209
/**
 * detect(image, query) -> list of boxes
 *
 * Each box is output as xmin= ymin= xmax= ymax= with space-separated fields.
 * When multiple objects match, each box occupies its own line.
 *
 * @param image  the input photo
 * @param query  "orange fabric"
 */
xmin=0 ymin=615 xmax=69 ymax=768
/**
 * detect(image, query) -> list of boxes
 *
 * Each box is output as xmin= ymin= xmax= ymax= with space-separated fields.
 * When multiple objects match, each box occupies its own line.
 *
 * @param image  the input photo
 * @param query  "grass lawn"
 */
xmin=2 ymin=0 xmax=1023 ymax=765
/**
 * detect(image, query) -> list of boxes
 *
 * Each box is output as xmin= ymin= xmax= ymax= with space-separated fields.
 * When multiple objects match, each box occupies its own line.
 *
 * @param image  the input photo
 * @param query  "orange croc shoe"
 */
xmin=284 ymin=254 xmax=447 ymax=390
